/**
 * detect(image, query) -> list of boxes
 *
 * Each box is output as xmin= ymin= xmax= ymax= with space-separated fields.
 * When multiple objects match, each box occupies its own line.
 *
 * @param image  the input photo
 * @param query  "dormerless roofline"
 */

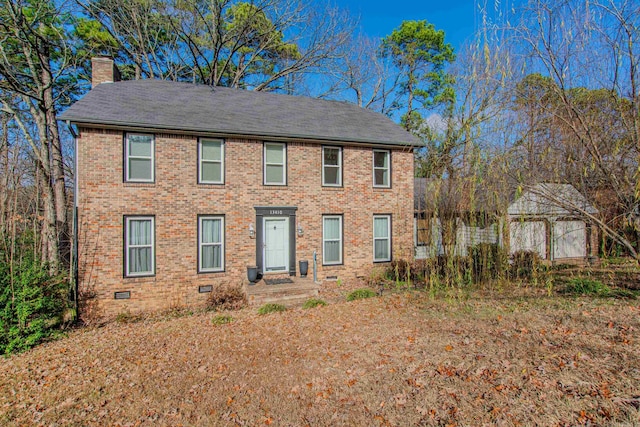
xmin=69 ymin=120 xmax=421 ymax=150
xmin=59 ymin=79 xmax=422 ymax=148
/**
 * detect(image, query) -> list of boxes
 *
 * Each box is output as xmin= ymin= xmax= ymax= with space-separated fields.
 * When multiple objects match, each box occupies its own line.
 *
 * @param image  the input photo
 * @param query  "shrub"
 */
xmin=470 ymin=243 xmax=509 ymax=283
xmin=367 ymin=266 xmax=389 ymax=287
xmin=562 ymin=278 xmax=611 ymax=296
xmin=211 ymin=314 xmax=234 ymax=325
xmin=346 ymin=288 xmax=377 ymax=301
xmin=302 ymin=298 xmax=327 ymax=309
xmin=257 ymin=303 xmax=287 ymax=315
xmin=510 ymin=250 xmax=542 ymax=280
xmin=207 ymin=283 xmax=247 ymax=311
xmin=0 ymin=257 xmax=68 ymax=355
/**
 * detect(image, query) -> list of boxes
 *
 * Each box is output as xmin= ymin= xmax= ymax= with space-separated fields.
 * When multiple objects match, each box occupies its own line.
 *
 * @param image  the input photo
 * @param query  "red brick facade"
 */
xmin=77 ymin=128 xmax=414 ymax=318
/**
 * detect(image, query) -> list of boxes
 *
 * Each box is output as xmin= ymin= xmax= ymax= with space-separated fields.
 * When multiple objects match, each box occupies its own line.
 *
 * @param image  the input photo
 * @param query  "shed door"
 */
xmin=264 ymin=218 xmax=289 ymax=272
xmin=509 ymin=221 xmax=547 ymax=259
xmin=553 ymin=220 xmax=586 ymax=259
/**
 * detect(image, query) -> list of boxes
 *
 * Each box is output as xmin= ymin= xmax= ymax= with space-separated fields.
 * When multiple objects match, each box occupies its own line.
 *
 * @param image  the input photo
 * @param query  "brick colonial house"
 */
xmin=60 ymin=57 xmax=420 ymax=318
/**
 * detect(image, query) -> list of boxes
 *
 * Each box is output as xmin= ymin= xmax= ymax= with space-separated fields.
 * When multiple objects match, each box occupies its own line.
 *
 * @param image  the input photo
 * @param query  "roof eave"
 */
xmin=63 ymin=118 xmax=423 ymax=148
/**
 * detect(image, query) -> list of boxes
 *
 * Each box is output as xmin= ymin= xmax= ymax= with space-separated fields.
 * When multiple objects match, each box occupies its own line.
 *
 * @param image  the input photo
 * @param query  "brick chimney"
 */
xmin=91 ymin=56 xmax=121 ymax=88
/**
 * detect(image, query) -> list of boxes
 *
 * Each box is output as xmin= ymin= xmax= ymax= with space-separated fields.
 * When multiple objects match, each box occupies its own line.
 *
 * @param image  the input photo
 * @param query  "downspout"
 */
xmin=66 ymin=120 xmax=79 ymax=321
xmin=313 ymin=250 xmax=317 ymax=283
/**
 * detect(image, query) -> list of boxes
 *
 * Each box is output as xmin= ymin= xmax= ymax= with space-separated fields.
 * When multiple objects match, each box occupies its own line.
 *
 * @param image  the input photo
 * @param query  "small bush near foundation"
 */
xmin=207 ymin=283 xmax=247 ymax=311
xmin=562 ymin=278 xmax=611 ymax=296
xmin=302 ymin=298 xmax=327 ymax=309
xmin=258 ymin=303 xmax=287 ymax=315
xmin=211 ymin=314 xmax=234 ymax=325
xmin=346 ymin=288 xmax=377 ymax=301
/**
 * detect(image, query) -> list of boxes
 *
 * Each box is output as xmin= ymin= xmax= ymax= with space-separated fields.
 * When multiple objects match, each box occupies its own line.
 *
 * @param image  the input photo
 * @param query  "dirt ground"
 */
xmin=1 ymin=290 xmax=639 ymax=426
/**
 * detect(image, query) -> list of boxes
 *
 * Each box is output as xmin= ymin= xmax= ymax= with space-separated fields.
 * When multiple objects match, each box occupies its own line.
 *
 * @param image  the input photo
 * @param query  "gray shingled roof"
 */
xmin=59 ymin=79 xmax=421 ymax=147
xmin=508 ymin=183 xmax=598 ymax=216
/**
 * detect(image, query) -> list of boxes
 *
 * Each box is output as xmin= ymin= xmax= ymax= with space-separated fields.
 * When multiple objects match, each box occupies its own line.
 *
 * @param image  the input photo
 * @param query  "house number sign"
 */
xmin=269 ymin=210 xmax=283 ymax=215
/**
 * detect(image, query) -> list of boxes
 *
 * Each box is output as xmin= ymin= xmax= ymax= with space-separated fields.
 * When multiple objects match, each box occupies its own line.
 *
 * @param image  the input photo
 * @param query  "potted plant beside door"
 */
xmin=247 ymin=266 xmax=259 ymax=284
xmin=299 ymin=260 xmax=309 ymax=277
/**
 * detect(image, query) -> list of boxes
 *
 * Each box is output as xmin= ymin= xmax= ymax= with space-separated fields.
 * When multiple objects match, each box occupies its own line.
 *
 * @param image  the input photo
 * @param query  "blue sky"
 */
xmin=338 ymin=0 xmax=479 ymax=51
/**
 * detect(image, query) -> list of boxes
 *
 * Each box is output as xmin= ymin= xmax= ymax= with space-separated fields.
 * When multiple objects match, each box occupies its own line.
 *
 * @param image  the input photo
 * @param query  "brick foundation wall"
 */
xmin=76 ymin=128 xmax=414 ymax=319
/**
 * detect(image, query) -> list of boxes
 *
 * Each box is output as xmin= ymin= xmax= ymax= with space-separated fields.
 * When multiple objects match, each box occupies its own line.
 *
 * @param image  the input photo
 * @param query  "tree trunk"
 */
xmin=41 ymin=58 xmax=68 ymax=265
xmin=33 ymin=107 xmax=60 ymax=273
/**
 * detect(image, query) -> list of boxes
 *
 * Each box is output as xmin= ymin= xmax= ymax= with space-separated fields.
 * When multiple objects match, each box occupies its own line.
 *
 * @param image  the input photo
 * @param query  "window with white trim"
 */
xmin=125 ymin=216 xmax=154 ymax=276
xmin=199 ymin=139 xmax=224 ymax=184
xmin=199 ymin=216 xmax=224 ymax=272
xmin=373 ymin=215 xmax=391 ymax=262
xmin=373 ymin=149 xmax=390 ymax=188
xmin=323 ymin=215 xmax=343 ymax=265
xmin=264 ymin=142 xmax=286 ymax=185
xmin=322 ymin=146 xmax=342 ymax=186
xmin=125 ymin=133 xmax=154 ymax=182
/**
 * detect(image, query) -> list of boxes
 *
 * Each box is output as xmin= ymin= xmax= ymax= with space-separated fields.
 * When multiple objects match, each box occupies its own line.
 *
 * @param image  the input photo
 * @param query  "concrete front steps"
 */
xmin=245 ymin=275 xmax=319 ymax=307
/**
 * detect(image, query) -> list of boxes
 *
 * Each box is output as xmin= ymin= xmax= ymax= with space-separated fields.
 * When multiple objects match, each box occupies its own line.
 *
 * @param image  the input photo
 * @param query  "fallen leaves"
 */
xmin=0 ymin=293 xmax=638 ymax=426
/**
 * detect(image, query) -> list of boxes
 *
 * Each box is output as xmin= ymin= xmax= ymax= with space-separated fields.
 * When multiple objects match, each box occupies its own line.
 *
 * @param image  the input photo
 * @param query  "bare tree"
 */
xmin=417 ymin=28 xmax=516 ymax=258
xmin=310 ymin=33 xmax=400 ymax=114
xmin=510 ymin=0 xmax=640 ymax=260
xmin=78 ymin=0 xmax=352 ymax=92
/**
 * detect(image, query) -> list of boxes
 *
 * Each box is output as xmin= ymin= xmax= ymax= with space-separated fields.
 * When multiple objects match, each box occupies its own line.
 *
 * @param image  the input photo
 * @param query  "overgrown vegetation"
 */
xmin=371 ymin=247 xmax=545 ymax=294
xmin=207 ymin=283 xmax=247 ymax=311
xmin=510 ymin=251 xmax=543 ymax=280
xmin=470 ymin=243 xmax=509 ymax=283
xmin=302 ymin=298 xmax=327 ymax=309
xmin=346 ymin=288 xmax=377 ymax=301
xmin=257 ymin=303 xmax=287 ymax=315
xmin=370 ymin=251 xmax=639 ymax=302
xmin=0 ymin=255 xmax=68 ymax=355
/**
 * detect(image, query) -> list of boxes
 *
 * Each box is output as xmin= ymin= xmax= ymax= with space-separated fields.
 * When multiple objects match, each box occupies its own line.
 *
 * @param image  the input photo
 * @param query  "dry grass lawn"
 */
xmin=1 ymin=290 xmax=639 ymax=426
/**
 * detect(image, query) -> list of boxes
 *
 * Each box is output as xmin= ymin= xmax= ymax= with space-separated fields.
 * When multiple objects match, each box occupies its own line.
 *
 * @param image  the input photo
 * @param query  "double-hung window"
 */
xmin=125 ymin=133 xmax=154 ymax=182
xmin=373 ymin=150 xmax=390 ymax=188
xmin=264 ymin=142 xmax=286 ymax=185
xmin=323 ymin=215 xmax=343 ymax=265
xmin=199 ymin=139 xmax=224 ymax=184
xmin=373 ymin=215 xmax=391 ymax=262
xmin=199 ymin=216 xmax=224 ymax=272
xmin=125 ymin=216 xmax=154 ymax=276
xmin=322 ymin=146 xmax=342 ymax=186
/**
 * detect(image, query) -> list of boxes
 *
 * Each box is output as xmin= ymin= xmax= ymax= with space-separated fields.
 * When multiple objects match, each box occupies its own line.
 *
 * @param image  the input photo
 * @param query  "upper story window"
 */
xmin=373 ymin=214 xmax=391 ymax=262
xmin=264 ymin=142 xmax=286 ymax=185
xmin=125 ymin=216 xmax=155 ymax=277
xmin=322 ymin=146 xmax=342 ymax=187
xmin=373 ymin=149 xmax=390 ymax=188
xmin=199 ymin=138 xmax=224 ymax=184
xmin=125 ymin=133 xmax=154 ymax=182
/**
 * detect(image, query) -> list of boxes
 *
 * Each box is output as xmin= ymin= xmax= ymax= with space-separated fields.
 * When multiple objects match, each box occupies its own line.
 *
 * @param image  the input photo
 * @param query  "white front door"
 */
xmin=264 ymin=218 xmax=289 ymax=272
